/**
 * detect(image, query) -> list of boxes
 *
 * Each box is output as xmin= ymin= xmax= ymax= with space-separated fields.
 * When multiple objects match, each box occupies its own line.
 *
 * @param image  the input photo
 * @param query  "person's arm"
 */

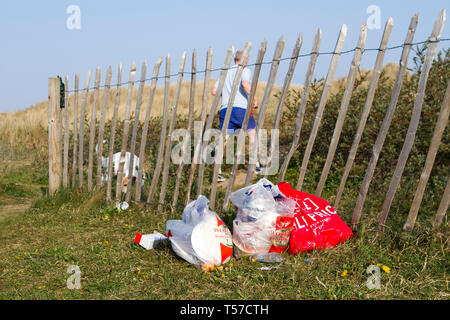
xmin=242 ymin=69 xmax=257 ymax=108
xmin=241 ymin=79 xmax=258 ymax=108
xmin=212 ymin=78 xmax=219 ymax=96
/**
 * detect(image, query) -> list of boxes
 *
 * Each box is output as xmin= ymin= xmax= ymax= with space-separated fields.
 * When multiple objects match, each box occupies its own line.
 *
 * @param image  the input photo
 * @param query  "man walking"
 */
xmin=212 ymin=50 xmax=261 ymax=182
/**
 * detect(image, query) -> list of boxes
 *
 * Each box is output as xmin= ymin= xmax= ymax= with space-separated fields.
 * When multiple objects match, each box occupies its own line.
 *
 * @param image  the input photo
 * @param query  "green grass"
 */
xmin=0 ymin=163 xmax=448 ymax=300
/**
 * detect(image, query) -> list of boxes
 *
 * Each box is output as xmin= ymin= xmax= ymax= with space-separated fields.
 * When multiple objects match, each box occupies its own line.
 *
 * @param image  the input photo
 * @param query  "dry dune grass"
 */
xmin=0 ymin=63 xmax=401 ymax=160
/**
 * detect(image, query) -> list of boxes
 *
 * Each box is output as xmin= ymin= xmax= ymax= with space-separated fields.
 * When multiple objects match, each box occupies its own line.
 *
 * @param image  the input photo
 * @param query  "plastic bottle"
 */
xmin=115 ymin=201 xmax=129 ymax=212
xmin=249 ymin=252 xmax=283 ymax=263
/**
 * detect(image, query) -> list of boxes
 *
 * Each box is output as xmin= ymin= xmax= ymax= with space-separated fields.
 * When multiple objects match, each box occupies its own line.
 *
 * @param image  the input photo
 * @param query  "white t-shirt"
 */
xmin=215 ymin=65 xmax=252 ymax=110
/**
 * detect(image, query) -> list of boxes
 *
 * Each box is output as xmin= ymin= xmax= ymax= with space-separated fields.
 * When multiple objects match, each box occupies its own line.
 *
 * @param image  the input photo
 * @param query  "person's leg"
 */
xmin=246 ymin=115 xmax=260 ymax=171
xmin=218 ymin=108 xmax=238 ymax=181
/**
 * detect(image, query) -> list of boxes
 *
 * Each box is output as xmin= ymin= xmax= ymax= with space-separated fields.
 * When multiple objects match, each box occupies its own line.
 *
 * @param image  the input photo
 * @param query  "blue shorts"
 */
xmin=219 ymin=107 xmax=256 ymax=135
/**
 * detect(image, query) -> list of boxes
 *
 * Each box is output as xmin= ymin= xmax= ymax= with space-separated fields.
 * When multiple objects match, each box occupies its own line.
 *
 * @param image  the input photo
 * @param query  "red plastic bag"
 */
xmin=277 ymin=182 xmax=353 ymax=255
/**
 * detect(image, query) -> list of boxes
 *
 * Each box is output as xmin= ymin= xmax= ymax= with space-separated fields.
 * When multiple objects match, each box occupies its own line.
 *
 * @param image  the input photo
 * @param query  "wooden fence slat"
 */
xmin=244 ymin=37 xmax=285 ymax=187
xmin=315 ymin=24 xmax=367 ymax=197
xmin=196 ymin=46 xmax=235 ymax=198
xmin=378 ymin=10 xmax=446 ymax=232
xmin=172 ymin=50 xmax=197 ymax=210
xmin=278 ymin=29 xmax=322 ymax=183
xmin=135 ymin=58 xmax=163 ymax=202
xmin=262 ymin=34 xmax=303 ymax=179
xmin=185 ymin=47 xmax=212 ymax=205
xmin=222 ymin=40 xmax=267 ymax=210
xmin=146 ymin=55 xmax=172 ymax=205
xmin=125 ymin=61 xmax=148 ymax=202
xmin=210 ymin=42 xmax=252 ymax=211
xmin=115 ymin=63 xmax=137 ymax=203
xmin=78 ymin=70 xmax=92 ymax=188
xmin=87 ymin=67 xmax=102 ymax=191
xmin=63 ymin=75 xmax=70 ymax=188
xmin=158 ymin=52 xmax=187 ymax=212
xmin=71 ymin=73 xmax=79 ymax=187
xmin=403 ymin=81 xmax=450 ymax=231
xmin=351 ymin=14 xmax=419 ymax=230
xmin=96 ymin=66 xmax=113 ymax=188
xmin=334 ymin=17 xmax=394 ymax=207
xmin=48 ymin=78 xmax=62 ymax=195
xmin=296 ymin=25 xmax=347 ymax=191
xmin=432 ymin=176 xmax=450 ymax=230
xmin=106 ymin=64 xmax=123 ymax=201
xmin=58 ymin=79 xmax=63 ymax=187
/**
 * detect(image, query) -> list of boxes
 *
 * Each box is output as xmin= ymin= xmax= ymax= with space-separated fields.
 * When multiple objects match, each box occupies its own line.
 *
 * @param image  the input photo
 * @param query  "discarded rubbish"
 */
xmin=276 ymin=182 xmax=353 ymax=255
xmin=260 ymin=264 xmax=281 ymax=271
xmin=250 ymin=252 xmax=283 ymax=263
xmin=115 ymin=201 xmax=129 ymax=212
xmin=134 ymin=231 xmax=168 ymax=250
xmin=166 ymin=195 xmax=233 ymax=267
xmin=230 ymin=179 xmax=296 ymax=258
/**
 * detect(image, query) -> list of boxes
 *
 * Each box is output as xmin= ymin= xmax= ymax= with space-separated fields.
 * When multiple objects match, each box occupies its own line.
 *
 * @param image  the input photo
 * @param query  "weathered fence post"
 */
xmin=222 ymin=39 xmax=267 ymax=210
xmin=57 ymin=77 xmax=63 ymax=188
xmin=48 ymin=78 xmax=62 ymax=195
xmin=334 ymin=17 xmax=394 ymax=207
xmin=71 ymin=73 xmax=79 ymax=187
xmin=78 ymin=70 xmax=92 ymax=188
xmin=262 ymin=33 xmax=303 ymax=179
xmin=158 ymin=51 xmax=187 ymax=212
xmin=296 ymin=24 xmax=347 ymax=191
xmin=278 ymin=28 xmax=322 ymax=183
xmin=351 ymin=14 xmax=419 ymax=230
xmin=96 ymin=66 xmax=113 ymax=188
xmin=87 ymin=67 xmax=102 ymax=191
xmin=244 ymin=37 xmax=285 ymax=187
xmin=106 ymin=64 xmax=123 ymax=202
xmin=185 ymin=47 xmax=212 ymax=205
xmin=197 ymin=46 xmax=235 ymax=198
xmin=315 ymin=23 xmax=367 ymax=197
xmin=63 ymin=75 xmax=70 ymax=188
xmin=432 ymin=176 xmax=450 ymax=230
xmin=147 ymin=54 xmax=172 ymax=206
xmin=125 ymin=61 xmax=148 ymax=202
xmin=115 ymin=63 xmax=137 ymax=203
xmin=403 ymin=80 xmax=450 ymax=231
xmin=172 ymin=50 xmax=197 ymax=210
xmin=378 ymin=9 xmax=446 ymax=232
xmin=135 ymin=57 xmax=163 ymax=202
xmin=210 ymin=42 xmax=251 ymax=211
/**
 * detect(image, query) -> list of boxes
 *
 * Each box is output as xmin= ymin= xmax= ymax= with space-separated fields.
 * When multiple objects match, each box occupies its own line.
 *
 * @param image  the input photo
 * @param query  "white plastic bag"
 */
xmin=230 ymin=179 xmax=296 ymax=257
xmin=166 ymin=195 xmax=233 ymax=267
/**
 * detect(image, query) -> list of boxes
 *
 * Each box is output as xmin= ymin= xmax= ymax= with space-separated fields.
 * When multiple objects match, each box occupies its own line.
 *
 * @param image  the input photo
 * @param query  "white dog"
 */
xmin=96 ymin=142 xmax=146 ymax=192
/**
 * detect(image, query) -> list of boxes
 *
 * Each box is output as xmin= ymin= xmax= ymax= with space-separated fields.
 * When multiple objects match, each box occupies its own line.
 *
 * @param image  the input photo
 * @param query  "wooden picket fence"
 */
xmin=48 ymin=9 xmax=448 ymax=233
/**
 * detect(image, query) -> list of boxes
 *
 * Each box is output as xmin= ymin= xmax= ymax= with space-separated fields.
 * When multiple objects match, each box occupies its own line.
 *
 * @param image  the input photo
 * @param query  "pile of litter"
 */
xmin=135 ymin=179 xmax=354 ymax=270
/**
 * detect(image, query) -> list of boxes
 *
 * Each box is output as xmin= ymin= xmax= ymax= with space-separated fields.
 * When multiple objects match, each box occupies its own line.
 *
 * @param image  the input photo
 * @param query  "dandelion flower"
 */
xmin=37 ymin=286 xmax=42 ymax=290
xmin=341 ymin=270 xmax=348 ymax=277
xmin=221 ymin=273 xmax=225 ymax=278
xmin=217 ymin=266 xmax=223 ymax=271
xmin=104 ymin=241 xmax=109 ymax=245
xmin=104 ymin=215 xmax=109 ymax=220
xmin=16 ymin=256 xmax=20 ymax=260
xmin=382 ymin=265 xmax=391 ymax=274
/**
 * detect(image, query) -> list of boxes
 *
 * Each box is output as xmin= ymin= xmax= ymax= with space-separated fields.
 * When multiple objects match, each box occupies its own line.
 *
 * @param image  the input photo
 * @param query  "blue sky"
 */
xmin=0 ymin=0 xmax=448 ymax=112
